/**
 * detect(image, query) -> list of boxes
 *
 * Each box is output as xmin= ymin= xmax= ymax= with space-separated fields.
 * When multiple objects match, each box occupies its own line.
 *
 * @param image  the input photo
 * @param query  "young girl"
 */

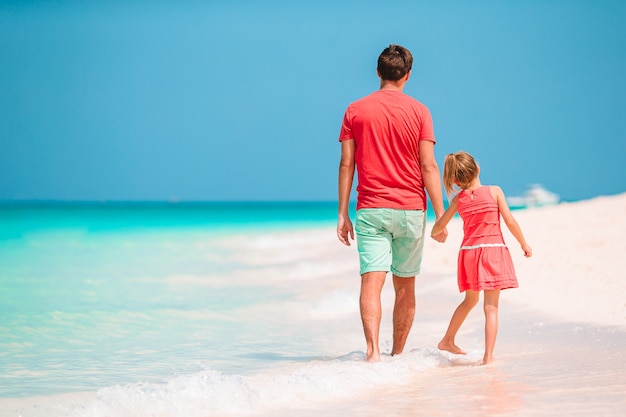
xmin=431 ymin=151 xmax=532 ymax=365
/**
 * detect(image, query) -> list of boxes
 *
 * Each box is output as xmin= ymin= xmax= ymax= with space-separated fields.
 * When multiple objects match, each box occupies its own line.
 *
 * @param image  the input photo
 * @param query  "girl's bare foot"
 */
xmin=438 ymin=340 xmax=467 ymax=355
xmin=481 ymin=355 xmax=494 ymax=365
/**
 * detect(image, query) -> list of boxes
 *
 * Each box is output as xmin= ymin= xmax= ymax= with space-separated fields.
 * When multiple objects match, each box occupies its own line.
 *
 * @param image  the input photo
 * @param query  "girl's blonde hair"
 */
xmin=443 ymin=151 xmax=479 ymax=197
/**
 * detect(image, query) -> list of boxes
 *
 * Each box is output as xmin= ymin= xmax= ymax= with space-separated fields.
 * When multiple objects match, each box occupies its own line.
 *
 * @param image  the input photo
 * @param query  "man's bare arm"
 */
xmin=419 ymin=140 xmax=448 ymax=242
xmin=337 ymin=139 xmax=356 ymax=246
xmin=419 ymin=140 xmax=444 ymax=217
xmin=419 ymin=140 xmax=447 ymax=241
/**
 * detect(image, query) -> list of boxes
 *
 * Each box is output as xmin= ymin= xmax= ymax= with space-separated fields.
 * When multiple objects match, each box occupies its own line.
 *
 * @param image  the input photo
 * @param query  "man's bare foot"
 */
xmin=366 ymin=354 xmax=381 ymax=362
xmin=438 ymin=341 xmax=467 ymax=355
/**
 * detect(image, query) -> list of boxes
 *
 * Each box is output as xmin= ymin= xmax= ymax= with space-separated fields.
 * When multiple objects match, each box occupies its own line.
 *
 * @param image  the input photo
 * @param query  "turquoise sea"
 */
xmin=1 ymin=202 xmax=344 ymax=397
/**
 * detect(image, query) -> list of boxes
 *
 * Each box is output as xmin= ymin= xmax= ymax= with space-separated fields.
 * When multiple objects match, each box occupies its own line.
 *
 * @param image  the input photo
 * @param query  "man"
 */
xmin=337 ymin=44 xmax=447 ymax=362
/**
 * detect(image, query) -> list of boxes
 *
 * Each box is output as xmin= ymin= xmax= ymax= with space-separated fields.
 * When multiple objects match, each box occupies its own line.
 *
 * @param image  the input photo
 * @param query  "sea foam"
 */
xmin=76 ymin=349 xmax=451 ymax=417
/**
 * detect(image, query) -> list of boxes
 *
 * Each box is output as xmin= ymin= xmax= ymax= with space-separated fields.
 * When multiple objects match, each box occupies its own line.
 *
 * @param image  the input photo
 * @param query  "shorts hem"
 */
xmin=391 ymin=268 xmax=420 ymax=278
xmin=360 ymin=266 xmax=389 ymax=276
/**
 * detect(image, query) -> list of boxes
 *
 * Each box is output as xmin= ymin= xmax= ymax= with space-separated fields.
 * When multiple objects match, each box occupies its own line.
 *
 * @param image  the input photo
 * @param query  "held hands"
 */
xmin=430 ymin=216 xmax=448 ymax=243
xmin=430 ymin=209 xmax=451 ymax=243
xmin=337 ymin=215 xmax=354 ymax=246
xmin=431 ymin=227 xmax=448 ymax=243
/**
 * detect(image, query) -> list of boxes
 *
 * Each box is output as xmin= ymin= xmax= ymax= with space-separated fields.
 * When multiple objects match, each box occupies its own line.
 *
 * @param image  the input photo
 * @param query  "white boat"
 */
xmin=507 ymin=184 xmax=560 ymax=208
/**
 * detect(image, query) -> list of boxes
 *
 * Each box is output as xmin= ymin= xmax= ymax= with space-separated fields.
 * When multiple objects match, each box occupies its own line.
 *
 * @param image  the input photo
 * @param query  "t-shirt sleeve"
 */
xmin=419 ymin=106 xmax=436 ymax=144
xmin=338 ymin=106 xmax=353 ymax=142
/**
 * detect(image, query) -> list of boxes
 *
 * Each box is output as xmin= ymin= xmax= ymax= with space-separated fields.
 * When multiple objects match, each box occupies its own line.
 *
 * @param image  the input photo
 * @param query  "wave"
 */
xmin=71 ymin=348 xmax=475 ymax=417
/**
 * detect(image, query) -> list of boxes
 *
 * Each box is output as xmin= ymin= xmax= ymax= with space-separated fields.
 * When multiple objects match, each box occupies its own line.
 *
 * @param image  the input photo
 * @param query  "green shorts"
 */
xmin=355 ymin=208 xmax=426 ymax=277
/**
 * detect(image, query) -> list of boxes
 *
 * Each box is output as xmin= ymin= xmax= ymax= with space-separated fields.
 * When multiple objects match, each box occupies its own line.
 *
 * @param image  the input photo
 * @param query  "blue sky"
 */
xmin=1 ymin=0 xmax=625 ymax=202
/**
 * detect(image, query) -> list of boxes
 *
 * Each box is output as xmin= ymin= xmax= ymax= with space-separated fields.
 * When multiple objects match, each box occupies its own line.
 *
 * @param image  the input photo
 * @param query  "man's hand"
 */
xmin=337 ymin=215 xmax=354 ymax=246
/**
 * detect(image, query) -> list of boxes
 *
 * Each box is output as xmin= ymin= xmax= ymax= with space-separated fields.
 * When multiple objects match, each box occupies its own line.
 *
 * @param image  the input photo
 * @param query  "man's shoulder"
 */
xmin=348 ymin=91 xmax=379 ymax=106
xmin=398 ymin=93 xmax=430 ymax=109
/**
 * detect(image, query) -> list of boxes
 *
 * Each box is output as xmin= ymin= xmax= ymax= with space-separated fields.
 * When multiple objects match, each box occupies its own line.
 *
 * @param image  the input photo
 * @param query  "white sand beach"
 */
xmin=348 ymin=192 xmax=626 ymax=417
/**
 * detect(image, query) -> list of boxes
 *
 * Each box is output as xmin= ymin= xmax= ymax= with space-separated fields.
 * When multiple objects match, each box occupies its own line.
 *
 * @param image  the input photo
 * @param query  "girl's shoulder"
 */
xmin=484 ymin=185 xmax=505 ymax=203
xmin=485 ymin=185 xmax=504 ymax=193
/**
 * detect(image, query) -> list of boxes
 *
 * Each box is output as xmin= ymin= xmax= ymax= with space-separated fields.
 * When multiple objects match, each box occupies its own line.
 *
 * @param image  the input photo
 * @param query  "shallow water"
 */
xmin=1 ymin=204 xmax=625 ymax=416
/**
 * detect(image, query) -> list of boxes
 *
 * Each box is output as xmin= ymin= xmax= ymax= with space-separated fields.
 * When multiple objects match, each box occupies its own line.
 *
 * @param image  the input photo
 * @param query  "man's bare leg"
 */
xmin=391 ymin=274 xmax=415 ymax=356
xmin=360 ymin=271 xmax=386 ymax=362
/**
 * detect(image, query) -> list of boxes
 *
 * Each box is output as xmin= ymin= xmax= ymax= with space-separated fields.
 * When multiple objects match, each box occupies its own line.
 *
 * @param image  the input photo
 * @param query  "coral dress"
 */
xmin=456 ymin=186 xmax=518 ymax=292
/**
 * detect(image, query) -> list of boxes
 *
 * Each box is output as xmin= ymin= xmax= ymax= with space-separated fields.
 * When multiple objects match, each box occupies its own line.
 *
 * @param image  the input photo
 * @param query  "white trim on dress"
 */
xmin=459 ymin=243 xmax=507 ymax=250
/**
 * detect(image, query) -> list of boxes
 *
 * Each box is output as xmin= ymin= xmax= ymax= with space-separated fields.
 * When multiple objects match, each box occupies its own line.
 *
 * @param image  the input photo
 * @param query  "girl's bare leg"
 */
xmin=438 ymin=290 xmax=479 ymax=354
xmin=482 ymin=289 xmax=501 ymax=364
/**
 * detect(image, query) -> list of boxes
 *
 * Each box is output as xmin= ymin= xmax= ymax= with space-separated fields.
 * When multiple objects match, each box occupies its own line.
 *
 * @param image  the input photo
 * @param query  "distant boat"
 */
xmin=507 ymin=184 xmax=560 ymax=208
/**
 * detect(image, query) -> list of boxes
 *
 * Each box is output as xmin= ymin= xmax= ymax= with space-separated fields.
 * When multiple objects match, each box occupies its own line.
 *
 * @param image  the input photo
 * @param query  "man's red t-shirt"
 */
xmin=339 ymin=89 xmax=436 ymax=210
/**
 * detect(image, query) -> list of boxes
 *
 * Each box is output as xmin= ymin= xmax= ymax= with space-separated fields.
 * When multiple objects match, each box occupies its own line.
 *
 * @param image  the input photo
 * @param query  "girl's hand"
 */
xmin=431 ymin=228 xmax=448 ymax=242
xmin=430 ymin=197 xmax=457 ymax=243
xmin=521 ymin=243 xmax=532 ymax=258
